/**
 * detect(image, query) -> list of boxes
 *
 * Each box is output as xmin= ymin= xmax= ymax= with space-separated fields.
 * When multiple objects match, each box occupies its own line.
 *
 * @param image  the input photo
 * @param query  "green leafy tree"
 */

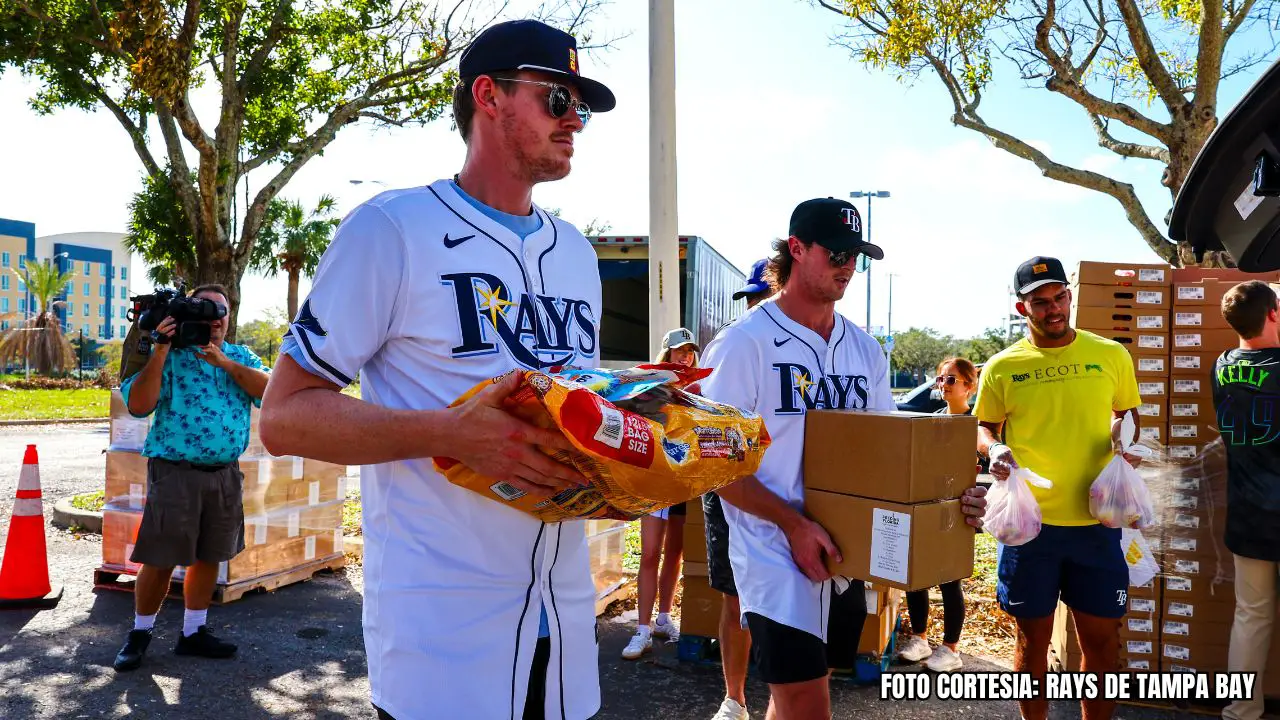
xmin=1 ymin=0 xmax=610 ymax=335
xmin=889 ymin=327 xmax=956 ymax=376
xmin=955 ymin=327 xmax=1023 ymax=365
xmin=817 ymin=0 xmax=1278 ymax=266
xmin=124 ymin=167 xmax=197 ymax=287
xmin=0 ymin=261 xmax=77 ymax=375
xmin=250 ymin=195 xmax=339 ymax=320
xmin=237 ymin=308 xmax=288 ymax=366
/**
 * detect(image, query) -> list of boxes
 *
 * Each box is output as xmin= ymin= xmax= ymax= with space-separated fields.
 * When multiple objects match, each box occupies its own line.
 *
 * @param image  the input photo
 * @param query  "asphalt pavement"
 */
xmin=0 ymin=424 xmax=1200 ymax=719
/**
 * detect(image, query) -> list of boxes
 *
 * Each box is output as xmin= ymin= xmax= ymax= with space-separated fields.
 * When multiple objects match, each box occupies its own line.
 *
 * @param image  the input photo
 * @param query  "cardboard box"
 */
xmin=1123 ymin=638 xmax=1158 ymax=658
xmin=1162 ymin=531 xmax=1230 ymax=560
xmin=1134 ymin=356 xmax=1169 ymax=376
xmin=1090 ymin=330 xmax=1170 ymax=355
xmin=1128 ymin=577 xmax=1160 ymax=600
xmin=1164 ymin=574 xmax=1236 ymax=605
xmin=243 ymin=499 xmax=343 ymax=547
xmin=680 ymin=575 xmax=723 ymax=638
xmin=1162 ymin=641 xmax=1230 ymax=670
xmin=1073 ymin=306 xmax=1168 ymax=331
xmin=1170 ymin=399 xmax=1212 ymax=419
xmin=1160 ymin=617 xmax=1233 ymax=645
xmin=1073 ymin=284 xmax=1170 ymax=309
xmin=682 ymin=560 xmax=709 ymax=577
xmin=589 ymin=526 xmax=627 ymax=599
xmin=804 ymin=490 xmax=974 ymax=592
xmin=224 ymin=533 xmax=342 ymax=583
xmin=1074 ymin=261 xmax=1171 ymax=287
xmin=1172 ymin=309 xmax=1232 ymax=329
xmin=1128 ymin=595 xmax=1161 ymax=617
xmin=858 ymin=585 xmax=903 ymax=655
xmin=1171 ymin=352 xmax=1221 ymax=377
xmin=1164 ymin=598 xmax=1238 ymax=624
xmin=1169 ymin=422 xmax=1219 ymax=441
xmin=803 ymin=411 xmax=977 ymax=504
xmin=683 ymin=523 xmax=708 ymax=563
xmin=1139 ymin=424 xmax=1166 ymax=444
xmin=1172 ymin=329 xmax=1240 ymax=351
xmin=1171 ymin=268 xmax=1279 ymax=283
xmin=1137 ymin=379 xmax=1168 ymax=397
xmin=101 ymin=505 xmax=144 ymax=573
xmin=1173 ymin=281 xmax=1238 ymax=307
xmin=105 ymin=450 xmax=149 ymax=509
xmin=1170 ymin=376 xmax=1214 ymax=398
xmin=1119 ymin=614 xmax=1160 ymax=640
xmin=686 ymin=497 xmax=705 ymax=525
xmin=109 ymin=389 xmax=151 ymax=452
xmin=1137 ymin=397 xmax=1169 ymax=421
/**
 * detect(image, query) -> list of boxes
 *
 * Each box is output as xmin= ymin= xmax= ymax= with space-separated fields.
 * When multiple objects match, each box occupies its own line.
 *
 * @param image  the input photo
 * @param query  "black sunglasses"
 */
xmin=824 ymin=247 xmax=857 ymax=268
xmin=502 ymin=78 xmax=592 ymax=130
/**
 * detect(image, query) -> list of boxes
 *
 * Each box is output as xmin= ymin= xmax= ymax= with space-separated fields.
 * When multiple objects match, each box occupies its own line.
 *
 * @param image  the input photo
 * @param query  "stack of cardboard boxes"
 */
xmin=101 ymin=389 xmax=348 ymax=591
xmin=1070 ymin=262 xmax=1173 ymax=446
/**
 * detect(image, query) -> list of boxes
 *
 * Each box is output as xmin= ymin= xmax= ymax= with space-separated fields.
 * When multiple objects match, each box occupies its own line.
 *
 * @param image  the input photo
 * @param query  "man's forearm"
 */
xmin=978 ymin=424 xmax=1002 ymax=458
xmin=260 ymin=387 xmax=458 ymax=466
xmin=225 ymin=362 xmax=270 ymax=399
xmin=716 ymin=476 xmax=806 ymax=534
xmin=125 ymin=349 xmax=168 ymax=416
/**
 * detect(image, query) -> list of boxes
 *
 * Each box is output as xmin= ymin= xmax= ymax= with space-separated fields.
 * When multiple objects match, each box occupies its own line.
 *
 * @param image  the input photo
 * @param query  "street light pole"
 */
xmin=649 ymin=0 xmax=681 ymax=358
xmin=849 ymin=190 xmax=891 ymax=334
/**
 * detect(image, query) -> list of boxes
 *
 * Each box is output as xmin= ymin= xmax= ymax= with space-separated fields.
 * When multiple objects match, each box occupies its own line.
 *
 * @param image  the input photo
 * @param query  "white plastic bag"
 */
xmin=1120 ymin=529 xmax=1160 ymax=588
xmin=984 ymin=467 xmax=1053 ymax=546
xmin=1089 ymin=415 xmax=1157 ymax=529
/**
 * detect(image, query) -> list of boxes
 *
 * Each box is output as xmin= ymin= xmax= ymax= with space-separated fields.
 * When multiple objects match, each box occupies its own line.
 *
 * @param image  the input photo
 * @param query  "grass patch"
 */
xmin=969 ymin=530 xmax=999 ymax=591
xmin=0 ymin=388 xmax=109 ymax=421
xmin=70 ymin=490 xmax=105 ymax=513
xmin=623 ymin=521 xmax=640 ymax=573
xmin=342 ymin=482 xmax=362 ymax=536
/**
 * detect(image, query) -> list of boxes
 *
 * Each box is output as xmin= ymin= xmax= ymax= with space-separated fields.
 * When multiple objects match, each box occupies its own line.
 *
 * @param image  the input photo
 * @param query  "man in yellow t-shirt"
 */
xmin=974 ymin=256 xmax=1143 ymax=720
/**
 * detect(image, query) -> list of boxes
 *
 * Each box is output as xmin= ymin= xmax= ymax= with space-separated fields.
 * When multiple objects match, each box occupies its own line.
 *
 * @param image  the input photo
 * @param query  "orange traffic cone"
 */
xmin=0 ymin=445 xmax=62 ymax=609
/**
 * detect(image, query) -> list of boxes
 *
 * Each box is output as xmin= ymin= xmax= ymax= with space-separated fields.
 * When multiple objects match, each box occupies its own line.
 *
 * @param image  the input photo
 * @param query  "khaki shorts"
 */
xmin=130 ymin=458 xmax=246 ymax=568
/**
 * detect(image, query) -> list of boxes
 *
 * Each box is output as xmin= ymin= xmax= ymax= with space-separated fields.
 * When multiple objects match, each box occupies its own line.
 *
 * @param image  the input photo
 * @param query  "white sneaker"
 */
xmin=925 ymin=645 xmax=963 ymax=672
xmin=898 ymin=635 xmax=931 ymax=663
xmin=711 ymin=697 xmax=749 ymax=720
xmin=621 ymin=630 xmax=653 ymax=660
xmin=653 ymin=615 xmax=680 ymax=641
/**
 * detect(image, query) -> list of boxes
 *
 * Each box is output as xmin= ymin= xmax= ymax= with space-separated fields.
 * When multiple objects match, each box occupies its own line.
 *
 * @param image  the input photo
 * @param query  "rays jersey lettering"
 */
xmin=442 ymin=271 xmax=597 ymax=369
xmin=773 ymin=362 xmax=870 ymax=414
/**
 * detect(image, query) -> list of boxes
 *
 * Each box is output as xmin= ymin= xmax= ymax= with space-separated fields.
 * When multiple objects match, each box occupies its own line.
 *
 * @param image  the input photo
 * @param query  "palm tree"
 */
xmin=250 ymin=195 xmax=340 ymax=320
xmin=0 ymin=260 xmax=77 ymax=375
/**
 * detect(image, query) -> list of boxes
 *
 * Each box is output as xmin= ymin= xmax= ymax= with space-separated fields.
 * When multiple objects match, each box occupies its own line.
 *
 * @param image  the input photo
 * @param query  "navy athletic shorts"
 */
xmin=997 ymin=523 xmax=1129 ymax=619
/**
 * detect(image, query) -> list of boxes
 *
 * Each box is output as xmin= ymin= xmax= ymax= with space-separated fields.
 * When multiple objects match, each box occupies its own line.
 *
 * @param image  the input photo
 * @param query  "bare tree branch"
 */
xmin=81 ymin=81 xmax=161 ymax=178
xmin=1034 ymin=0 xmax=1172 ymax=142
xmin=1113 ymin=0 xmax=1189 ymax=113
xmin=1090 ymin=115 xmax=1171 ymax=162
xmin=156 ymin=107 xmax=204 ymax=241
xmin=1225 ymin=0 xmax=1259 ymax=42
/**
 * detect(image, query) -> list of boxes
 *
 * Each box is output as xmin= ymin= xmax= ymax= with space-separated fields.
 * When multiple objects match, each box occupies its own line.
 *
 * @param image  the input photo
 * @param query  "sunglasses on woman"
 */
xmin=935 ymin=375 xmax=958 ymax=386
xmin=502 ymin=78 xmax=592 ymax=129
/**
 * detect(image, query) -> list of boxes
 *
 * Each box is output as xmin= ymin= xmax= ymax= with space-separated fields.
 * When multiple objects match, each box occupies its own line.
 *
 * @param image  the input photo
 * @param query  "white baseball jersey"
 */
xmin=282 ymin=179 xmax=603 ymax=719
xmin=698 ymin=298 xmax=894 ymax=640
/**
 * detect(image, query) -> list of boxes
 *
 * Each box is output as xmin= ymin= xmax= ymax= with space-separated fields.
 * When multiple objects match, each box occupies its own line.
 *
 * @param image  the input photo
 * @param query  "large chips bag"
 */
xmin=433 ymin=364 xmax=771 ymax=522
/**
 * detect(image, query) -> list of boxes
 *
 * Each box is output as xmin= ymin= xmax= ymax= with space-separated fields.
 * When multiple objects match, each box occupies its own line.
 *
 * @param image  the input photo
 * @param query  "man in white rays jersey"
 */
xmin=699 ymin=198 xmax=989 ymax=720
xmin=259 ymin=19 xmax=616 ymax=720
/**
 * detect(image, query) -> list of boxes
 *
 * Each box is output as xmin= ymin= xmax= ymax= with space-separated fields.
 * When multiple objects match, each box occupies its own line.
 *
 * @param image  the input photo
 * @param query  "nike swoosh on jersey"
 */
xmin=773 ymin=338 xmax=791 ymax=347
xmin=443 ymin=233 xmax=476 ymax=248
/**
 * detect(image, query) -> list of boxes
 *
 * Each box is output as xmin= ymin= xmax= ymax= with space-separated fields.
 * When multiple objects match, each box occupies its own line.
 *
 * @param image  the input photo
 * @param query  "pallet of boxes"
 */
xmin=95 ymin=390 xmax=349 ymax=604
xmin=679 ymin=493 xmax=904 ymax=680
xmin=1051 ymin=263 xmax=1280 ymax=712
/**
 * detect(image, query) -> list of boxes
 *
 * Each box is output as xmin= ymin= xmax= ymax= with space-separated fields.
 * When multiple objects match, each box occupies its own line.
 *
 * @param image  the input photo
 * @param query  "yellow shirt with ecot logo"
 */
xmin=974 ymin=329 xmax=1142 ymax=526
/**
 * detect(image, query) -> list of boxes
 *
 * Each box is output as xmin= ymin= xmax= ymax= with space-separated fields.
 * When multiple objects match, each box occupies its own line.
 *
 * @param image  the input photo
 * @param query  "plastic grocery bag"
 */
xmin=984 ymin=467 xmax=1053 ymax=546
xmin=1088 ymin=414 xmax=1157 ymax=529
xmin=432 ymin=364 xmax=771 ymax=522
xmin=1120 ymin=529 xmax=1160 ymax=588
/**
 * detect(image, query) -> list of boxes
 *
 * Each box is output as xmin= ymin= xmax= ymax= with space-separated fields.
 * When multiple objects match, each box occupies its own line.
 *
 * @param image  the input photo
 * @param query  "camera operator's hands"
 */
xmin=153 ymin=317 xmax=178 ymax=347
xmin=196 ymin=343 xmax=230 ymax=370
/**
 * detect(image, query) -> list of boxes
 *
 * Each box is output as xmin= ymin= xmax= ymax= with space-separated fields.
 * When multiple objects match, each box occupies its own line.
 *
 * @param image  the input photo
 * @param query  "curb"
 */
xmin=0 ymin=418 xmax=108 ymax=427
xmin=51 ymin=497 xmax=103 ymax=533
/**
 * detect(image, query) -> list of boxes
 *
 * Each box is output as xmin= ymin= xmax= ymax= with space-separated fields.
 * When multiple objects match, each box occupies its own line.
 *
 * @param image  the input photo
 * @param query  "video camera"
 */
xmin=129 ymin=287 xmax=228 ymax=350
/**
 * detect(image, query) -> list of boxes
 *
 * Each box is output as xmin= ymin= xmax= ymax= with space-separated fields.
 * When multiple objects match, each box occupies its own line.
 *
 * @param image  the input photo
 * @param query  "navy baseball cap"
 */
xmin=789 ymin=197 xmax=884 ymax=259
xmin=1014 ymin=256 xmax=1069 ymax=295
xmin=734 ymin=259 xmax=770 ymax=300
xmin=459 ymin=19 xmax=616 ymax=113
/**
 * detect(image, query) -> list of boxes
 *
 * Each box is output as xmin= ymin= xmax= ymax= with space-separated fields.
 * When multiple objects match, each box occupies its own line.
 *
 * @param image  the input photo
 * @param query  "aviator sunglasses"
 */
xmin=500 ymin=78 xmax=592 ymax=130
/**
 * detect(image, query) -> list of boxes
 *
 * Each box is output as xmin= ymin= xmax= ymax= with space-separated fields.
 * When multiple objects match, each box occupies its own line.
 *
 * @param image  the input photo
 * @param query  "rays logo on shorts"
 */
xmin=441 ymin=272 xmax=597 ymax=370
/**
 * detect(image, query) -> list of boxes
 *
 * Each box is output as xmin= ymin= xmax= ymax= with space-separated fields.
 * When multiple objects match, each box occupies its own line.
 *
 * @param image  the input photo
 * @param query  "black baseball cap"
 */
xmin=788 ymin=198 xmax=884 ymax=259
xmin=1015 ymin=256 xmax=1069 ymax=295
xmin=459 ymin=20 xmax=616 ymax=113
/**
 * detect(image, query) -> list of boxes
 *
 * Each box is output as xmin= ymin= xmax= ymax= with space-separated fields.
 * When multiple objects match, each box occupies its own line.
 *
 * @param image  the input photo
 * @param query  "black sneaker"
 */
xmin=174 ymin=626 xmax=237 ymax=659
xmin=113 ymin=629 xmax=152 ymax=672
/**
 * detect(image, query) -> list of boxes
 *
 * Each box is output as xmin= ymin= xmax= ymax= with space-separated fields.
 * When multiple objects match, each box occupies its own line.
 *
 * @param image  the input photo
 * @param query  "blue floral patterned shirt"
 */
xmin=121 ymin=343 xmax=268 ymax=465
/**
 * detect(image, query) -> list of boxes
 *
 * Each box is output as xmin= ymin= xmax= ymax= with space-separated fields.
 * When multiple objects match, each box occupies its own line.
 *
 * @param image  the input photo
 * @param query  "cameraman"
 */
xmin=112 ymin=284 xmax=270 ymax=673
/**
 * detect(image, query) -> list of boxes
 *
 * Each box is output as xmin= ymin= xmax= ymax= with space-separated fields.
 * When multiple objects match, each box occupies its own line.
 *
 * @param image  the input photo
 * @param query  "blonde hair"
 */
xmin=936 ymin=357 xmax=979 ymax=388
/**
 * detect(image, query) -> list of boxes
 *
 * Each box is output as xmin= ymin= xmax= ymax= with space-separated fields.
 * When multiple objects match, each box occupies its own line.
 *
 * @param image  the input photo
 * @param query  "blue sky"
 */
xmin=1 ymin=0 xmax=1275 ymax=338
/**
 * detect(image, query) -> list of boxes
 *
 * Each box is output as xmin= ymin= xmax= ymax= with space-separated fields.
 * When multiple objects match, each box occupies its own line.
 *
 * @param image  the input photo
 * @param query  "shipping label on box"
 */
xmin=1129 ymin=597 xmax=1158 ymax=614
xmin=1139 ymin=381 xmax=1167 ymax=396
xmin=1138 ymin=401 xmax=1165 ymax=419
xmin=1126 ymin=640 xmax=1155 ymax=656
xmin=1137 ymin=334 xmax=1166 ymax=350
xmin=1136 ymin=357 xmax=1167 ymax=374
xmin=1171 ymin=402 xmax=1203 ymax=418
xmin=1075 ymin=262 xmax=1170 ymax=286
xmin=1173 ymin=378 xmax=1207 ymax=395
xmin=1139 ymin=426 xmax=1163 ymax=443
xmin=1074 ymin=306 xmax=1166 ymax=331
